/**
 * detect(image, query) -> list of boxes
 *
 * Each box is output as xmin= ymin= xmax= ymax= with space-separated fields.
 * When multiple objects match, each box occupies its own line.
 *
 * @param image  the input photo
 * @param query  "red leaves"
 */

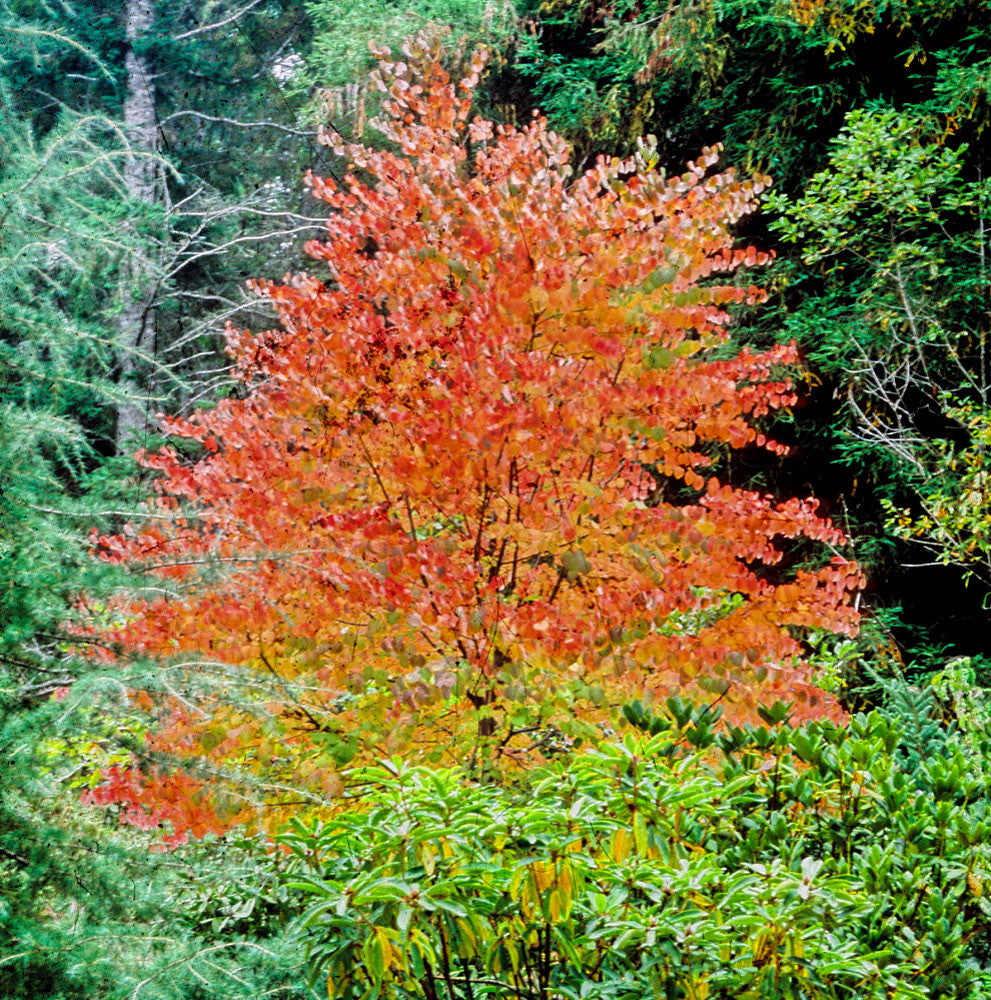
xmin=86 ymin=35 xmax=861 ymax=838
xmin=83 ymin=765 xmax=238 ymax=848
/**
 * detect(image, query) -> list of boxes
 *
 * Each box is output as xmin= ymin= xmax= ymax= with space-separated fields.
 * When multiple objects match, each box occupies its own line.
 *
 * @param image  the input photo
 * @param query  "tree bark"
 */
xmin=115 ymin=0 xmax=159 ymax=454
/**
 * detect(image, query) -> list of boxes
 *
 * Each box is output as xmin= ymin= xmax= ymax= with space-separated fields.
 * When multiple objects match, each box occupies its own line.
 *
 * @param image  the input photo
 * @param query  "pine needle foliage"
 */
xmin=1 ymin=13 xmax=312 ymax=996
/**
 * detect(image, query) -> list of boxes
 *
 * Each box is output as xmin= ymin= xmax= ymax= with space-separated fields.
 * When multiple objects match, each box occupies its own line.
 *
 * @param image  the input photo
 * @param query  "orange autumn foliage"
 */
xmin=89 ymin=37 xmax=861 ymax=841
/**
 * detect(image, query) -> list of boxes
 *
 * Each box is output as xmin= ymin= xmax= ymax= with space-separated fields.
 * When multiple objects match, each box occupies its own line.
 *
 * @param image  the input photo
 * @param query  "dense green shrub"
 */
xmin=282 ymin=703 xmax=991 ymax=999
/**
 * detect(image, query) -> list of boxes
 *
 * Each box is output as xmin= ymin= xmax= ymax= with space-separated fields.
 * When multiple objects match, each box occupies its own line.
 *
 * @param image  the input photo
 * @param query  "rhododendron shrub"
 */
xmin=88 ymin=36 xmax=861 ymax=841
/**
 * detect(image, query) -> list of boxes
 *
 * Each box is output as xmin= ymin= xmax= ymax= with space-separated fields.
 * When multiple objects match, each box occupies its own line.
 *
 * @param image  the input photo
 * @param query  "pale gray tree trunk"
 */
xmin=115 ymin=0 xmax=160 ymax=454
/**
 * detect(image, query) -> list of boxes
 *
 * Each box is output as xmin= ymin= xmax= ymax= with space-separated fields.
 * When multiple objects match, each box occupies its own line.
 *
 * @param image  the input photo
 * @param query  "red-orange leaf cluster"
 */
xmin=87 ymin=37 xmax=860 ymax=838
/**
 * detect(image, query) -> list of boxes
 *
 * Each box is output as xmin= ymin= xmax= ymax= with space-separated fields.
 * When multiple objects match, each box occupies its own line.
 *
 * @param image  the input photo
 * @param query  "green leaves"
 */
xmin=282 ymin=714 xmax=991 ymax=999
xmin=766 ymin=108 xmax=970 ymax=265
xmin=766 ymin=103 xmax=991 ymax=602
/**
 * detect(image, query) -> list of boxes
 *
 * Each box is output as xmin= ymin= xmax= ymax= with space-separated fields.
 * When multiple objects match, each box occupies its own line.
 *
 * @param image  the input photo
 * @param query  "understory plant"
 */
xmin=282 ymin=702 xmax=991 ymax=1000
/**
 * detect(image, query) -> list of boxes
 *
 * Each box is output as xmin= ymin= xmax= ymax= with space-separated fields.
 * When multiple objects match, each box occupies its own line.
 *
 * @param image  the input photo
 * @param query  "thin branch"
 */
xmin=172 ymin=0 xmax=267 ymax=40
xmin=161 ymin=109 xmax=317 ymax=138
xmin=357 ymin=434 xmax=393 ymax=505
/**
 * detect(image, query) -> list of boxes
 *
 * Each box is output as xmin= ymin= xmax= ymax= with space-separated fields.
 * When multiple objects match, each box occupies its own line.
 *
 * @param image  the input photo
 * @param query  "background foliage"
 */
xmin=508 ymin=0 xmax=991 ymax=652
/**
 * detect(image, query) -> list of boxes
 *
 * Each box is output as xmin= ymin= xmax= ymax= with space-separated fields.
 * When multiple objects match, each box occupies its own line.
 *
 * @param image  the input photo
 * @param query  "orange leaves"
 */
xmin=84 ymin=33 xmax=861 ymax=839
xmin=82 ymin=765 xmax=242 ymax=848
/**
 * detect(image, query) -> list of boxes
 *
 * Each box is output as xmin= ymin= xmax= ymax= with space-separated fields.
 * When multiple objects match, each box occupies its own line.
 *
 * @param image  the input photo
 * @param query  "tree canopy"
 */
xmin=87 ymin=39 xmax=859 ymax=840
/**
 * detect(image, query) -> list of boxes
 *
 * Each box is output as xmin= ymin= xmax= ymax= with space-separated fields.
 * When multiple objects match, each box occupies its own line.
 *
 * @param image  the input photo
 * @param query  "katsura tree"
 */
xmin=87 ymin=36 xmax=861 ymax=841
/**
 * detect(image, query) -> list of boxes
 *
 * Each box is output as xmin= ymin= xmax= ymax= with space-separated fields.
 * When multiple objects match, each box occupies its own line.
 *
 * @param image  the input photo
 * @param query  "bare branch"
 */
xmin=172 ymin=0 xmax=268 ymax=41
xmin=161 ymin=109 xmax=317 ymax=138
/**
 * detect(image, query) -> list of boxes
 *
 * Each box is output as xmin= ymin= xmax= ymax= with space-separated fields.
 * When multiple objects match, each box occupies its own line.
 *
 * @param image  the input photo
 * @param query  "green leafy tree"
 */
xmin=3 ymin=0 xmax=327 ymax=452
xmin=0 ymin=9 xmax=318 ymax=995
xmin=767 ymin=108 xmax=991 ymax=597
xmin=508 ymin=0 xmax=991 ymax=660
xmin=513 ymin=0 xmax=989 ymax=180
xmin=297 ymin=0 xmax=519 ymax=147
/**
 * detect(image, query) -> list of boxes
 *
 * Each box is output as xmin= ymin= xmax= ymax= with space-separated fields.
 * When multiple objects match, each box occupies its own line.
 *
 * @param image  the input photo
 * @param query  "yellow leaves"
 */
xmin=509 ymin=857 xmax=575 ymax=923
xmin=198 ymin=727 xmax=226 ymax=753
xmin=682 ymin=975 xmax=710 ymax=1000
xmin=968 ymin=872 xmax=984 ymax=898
xmin=419 ymin=840 xmax=437 ymax=876
xmin=547 ymin=882 xmax=572 ymax=923
xmin=302 ymin=756 xmax=336 ymax=794
xmin=632 ymin=810 xmax=649 ymax=854
xmin=531 ymin=859 xmax=555 ymax=892
xmin=453 ymin=917 xmax=479 ymax=959
xmin=571 ymin=479 xmax=603 ymax=499
xmin=751 ymin=930 xmax=775 ymax=964
xmin=631 ymin=643 xmax=654 ymax=667
xmin=509 ymin=864 xmax=538 ymax=919
xmin=362 ymin=925 xmax=395 ymax=982
xmin=301 ymin=486 xmax=337 ymax=504
xmin=610 ymin=826 xmax=633 ymax=863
